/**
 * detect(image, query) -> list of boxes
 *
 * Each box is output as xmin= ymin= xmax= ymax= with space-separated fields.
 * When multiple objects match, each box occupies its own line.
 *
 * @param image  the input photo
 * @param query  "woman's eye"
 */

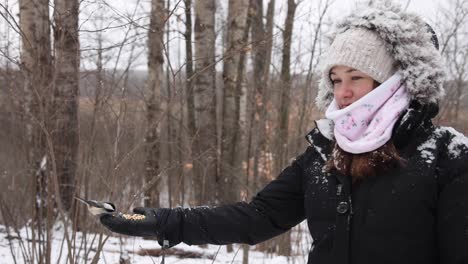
xmin=331 ymin=79 xmax=341 ymax=85
xmin=351 ymin=76 xmax=363 ymax=81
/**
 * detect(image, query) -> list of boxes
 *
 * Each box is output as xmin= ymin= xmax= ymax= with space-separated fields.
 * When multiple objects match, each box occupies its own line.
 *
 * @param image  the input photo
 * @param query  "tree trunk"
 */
xmin=194 ymin=0 xmax=218 ymax=205
xmin=253 ymin=0 xmax=275 ymax=190
xmin=220 ymin=0 xmax=249 ymax=204
xmin=275 ymin=0 xmax=297 ymax=256
xmin=176 ymin=27 xmax=186 ymax=207
xmin=238 ymin=1 xmax=254 ymax=261
xmin=145 ymin=0 xmax=166 ymax=208
xmin=221 ymin=0 xmax=249 ymax=202
xmin=221 ymin=0 xmax=249 ymax=252
xmin=166 ymin=0 xmax=174 ymax=208
xmin=19 ymin=0 xmax=52 ymax=261
xmin=276 ymin=0 xmax=297 ymax=174
xmin=53 ymin=0 xmax=80 ymax=212
xmin=251 ymin=1 xmax=275 ymax=254
xmin=184 ymin=0 xmax=198 ymax=207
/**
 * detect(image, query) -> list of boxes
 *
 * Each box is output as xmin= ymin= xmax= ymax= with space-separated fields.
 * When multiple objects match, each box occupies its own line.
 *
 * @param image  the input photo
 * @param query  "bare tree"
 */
xmin=53 ymin=0 xmax=80 ymax=212
xmin=164 ymin=0 xmax=175 ymax=208
xmin=275 ymin=0 xmax=297 ymax=174
xmin=220 ymin=0 xmax=249 ymax=204
xmin=294 ymin=0 xmax=331 ymax=155
xmin=235 ymin=0 xmax=255 ymax=261
xmin=145 ymin=0 xmax=166 ymax=207
xmin=274 ymin=0 xmax=298 ymax=256
xmin=193 ymin=0 xmax=218 ymax=205
xmin=184 ymin=0 xmax=197 ymax=207
xmin=220 ymin=0 xmax=249 ymax=253
xmin=247 ymin=0 xmax=278 ymax=256
xmin=435 ymin=0 xmax=468 ymax=130
xmin=248 ymin=0 xmax=275 ymax=192
xmin=18 ymin=0 xmax=53 ymax=261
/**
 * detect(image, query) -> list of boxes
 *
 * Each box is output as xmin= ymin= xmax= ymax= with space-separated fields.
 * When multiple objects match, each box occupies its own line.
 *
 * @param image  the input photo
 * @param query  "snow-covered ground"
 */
xmin=0 ymin=222 xmax=312 ymax=263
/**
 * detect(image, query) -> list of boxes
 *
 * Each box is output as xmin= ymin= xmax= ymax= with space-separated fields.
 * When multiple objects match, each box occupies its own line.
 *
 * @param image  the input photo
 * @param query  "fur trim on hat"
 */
xmin=316 ymin=0 xmax=446 ymax=112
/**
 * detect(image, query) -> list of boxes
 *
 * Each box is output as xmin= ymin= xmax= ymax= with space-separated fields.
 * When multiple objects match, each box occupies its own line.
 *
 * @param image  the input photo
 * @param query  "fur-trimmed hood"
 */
xmin=315 ymin=0 xmax=446 ymax=112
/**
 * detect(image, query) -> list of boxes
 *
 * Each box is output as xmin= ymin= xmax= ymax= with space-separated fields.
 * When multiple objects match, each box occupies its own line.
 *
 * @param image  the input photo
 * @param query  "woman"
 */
xmin=100 ymin=2 xmax=468 ymax=263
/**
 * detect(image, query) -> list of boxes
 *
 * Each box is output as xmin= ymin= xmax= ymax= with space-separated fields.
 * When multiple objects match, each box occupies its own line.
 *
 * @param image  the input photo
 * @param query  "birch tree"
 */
xmin=193 ymin=0 xmax=217 ymax=205
xmin=19 ymin=0 xmax=52 ymax=261
xmin=53 ymin=0 xmax=80 ymax=212
xmin=19 ymin=0 xmax=52 ymax=207
xmin=220 ymin=0 xmax=249 ymax=206
xmin=219 ymin=0 xmax=249 ymax=253
xmin=144 ymin=0 xmax=166 ymax=207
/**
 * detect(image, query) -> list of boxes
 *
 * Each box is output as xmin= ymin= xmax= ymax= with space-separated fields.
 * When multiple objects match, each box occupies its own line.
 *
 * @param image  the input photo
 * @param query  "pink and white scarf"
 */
xmin=325 ymin=73 xmax=410 ymax=154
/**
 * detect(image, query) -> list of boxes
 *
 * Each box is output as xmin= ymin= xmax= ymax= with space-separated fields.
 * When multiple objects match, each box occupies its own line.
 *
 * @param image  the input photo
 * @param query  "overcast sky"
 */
xmin=332 ymin=0 xmax=438 ymax=20
xmin=280 ymin=0 xmax=441 ymax=74
xmin=0 ymin=0 xmax=446 ymax=72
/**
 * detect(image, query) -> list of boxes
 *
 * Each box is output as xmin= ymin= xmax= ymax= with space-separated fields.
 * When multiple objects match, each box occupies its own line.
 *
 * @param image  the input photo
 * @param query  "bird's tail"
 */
xmin=74 ymin=196 xmax=88 ymax=205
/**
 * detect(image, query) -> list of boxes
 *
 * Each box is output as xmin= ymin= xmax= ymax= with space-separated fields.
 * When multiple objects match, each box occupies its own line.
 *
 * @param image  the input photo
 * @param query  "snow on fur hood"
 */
xmin=315 ymin=0 xmax=446 ymax=112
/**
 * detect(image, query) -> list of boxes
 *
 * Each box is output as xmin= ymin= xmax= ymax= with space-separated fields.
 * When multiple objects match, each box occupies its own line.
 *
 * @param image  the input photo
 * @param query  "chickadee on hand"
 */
xmin=76 ymin=197 xmax=159 ymax=238
xmin=75 ymin=196 xmax=116 ymax=216
xmin=100 ymin=207 xmax=161 ymax=237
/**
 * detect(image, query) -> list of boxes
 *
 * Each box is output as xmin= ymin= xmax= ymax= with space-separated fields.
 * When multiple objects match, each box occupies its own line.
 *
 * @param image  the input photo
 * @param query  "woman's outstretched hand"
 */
xmin=100 ymin=207 xmax=160 ymax=237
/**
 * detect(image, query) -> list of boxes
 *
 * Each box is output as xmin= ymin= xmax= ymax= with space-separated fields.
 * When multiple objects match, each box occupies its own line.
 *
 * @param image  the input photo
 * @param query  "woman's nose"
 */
xmin=337 ymin=83 xmax=353 ymax=99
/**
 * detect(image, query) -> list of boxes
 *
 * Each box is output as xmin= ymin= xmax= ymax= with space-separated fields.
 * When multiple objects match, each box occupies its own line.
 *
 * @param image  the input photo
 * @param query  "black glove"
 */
xmin=100 ymin=207 xmax=160 ymax=237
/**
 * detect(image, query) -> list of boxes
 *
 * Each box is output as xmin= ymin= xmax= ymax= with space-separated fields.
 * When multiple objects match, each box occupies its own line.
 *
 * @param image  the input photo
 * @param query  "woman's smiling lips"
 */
xmin=340 ymin=103 xmax=351 ymax=109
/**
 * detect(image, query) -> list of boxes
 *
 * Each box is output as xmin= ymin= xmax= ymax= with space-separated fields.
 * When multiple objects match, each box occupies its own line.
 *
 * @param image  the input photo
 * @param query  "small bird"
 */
xmin=75 ymin=196 xmax=116 ymax=216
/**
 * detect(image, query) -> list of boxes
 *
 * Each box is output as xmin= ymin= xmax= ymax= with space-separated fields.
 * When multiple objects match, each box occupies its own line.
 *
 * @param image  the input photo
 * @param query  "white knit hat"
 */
xmin=321 ymin=28 xmax=397 ymax=90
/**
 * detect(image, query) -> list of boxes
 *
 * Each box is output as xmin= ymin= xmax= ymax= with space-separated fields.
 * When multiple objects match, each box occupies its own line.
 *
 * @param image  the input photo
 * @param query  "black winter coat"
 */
xmin=154 ymin=102 xmax=468 ymax=264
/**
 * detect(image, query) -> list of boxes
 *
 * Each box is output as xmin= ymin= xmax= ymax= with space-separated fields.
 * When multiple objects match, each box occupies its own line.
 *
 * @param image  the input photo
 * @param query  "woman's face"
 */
xmin=330 ymin=65 xmax=377 ymax=109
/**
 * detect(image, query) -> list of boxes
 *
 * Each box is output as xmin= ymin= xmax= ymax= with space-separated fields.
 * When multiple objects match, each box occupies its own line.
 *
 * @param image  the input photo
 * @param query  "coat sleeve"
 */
xmin=154 ymin=150 xmax=310 ymax=247
xmin=437 ymin=128 xmax=468 ymax=263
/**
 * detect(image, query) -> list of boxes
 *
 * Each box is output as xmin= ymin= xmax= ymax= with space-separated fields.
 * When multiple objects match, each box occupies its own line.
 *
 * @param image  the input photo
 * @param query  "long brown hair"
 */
xmin=325 ymin=140 xmax=405 ymax=183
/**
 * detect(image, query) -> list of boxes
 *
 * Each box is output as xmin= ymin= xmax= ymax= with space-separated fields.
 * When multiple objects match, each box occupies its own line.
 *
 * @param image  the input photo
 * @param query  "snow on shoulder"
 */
xmin=435 ymin=126 xmax=468 ymax=159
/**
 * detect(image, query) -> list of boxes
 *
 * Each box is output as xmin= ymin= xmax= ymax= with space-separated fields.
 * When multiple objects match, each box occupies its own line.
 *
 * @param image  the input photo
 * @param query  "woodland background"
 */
xmin=0 ymin=0 xmax=467 ymax=263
